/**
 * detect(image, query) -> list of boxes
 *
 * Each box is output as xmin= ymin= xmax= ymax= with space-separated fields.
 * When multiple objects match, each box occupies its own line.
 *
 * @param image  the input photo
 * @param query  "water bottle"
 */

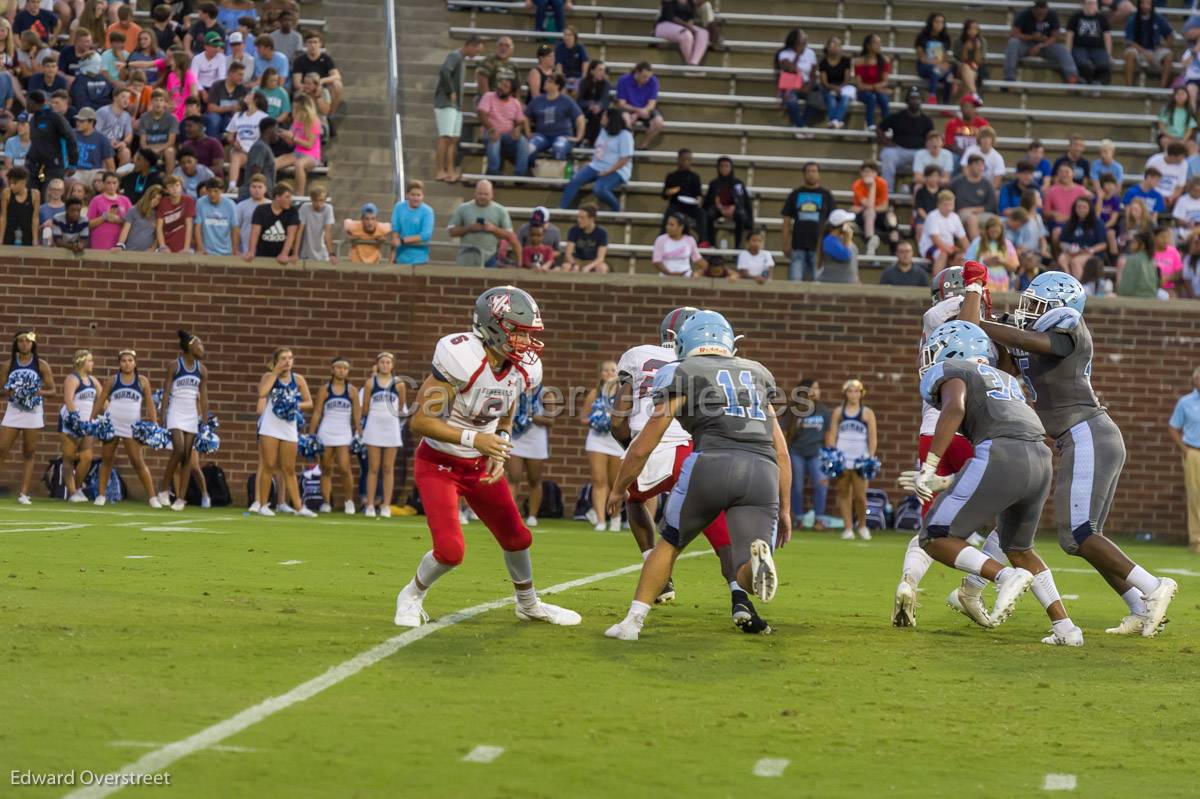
xmin=14 ymin=228 xmax=21 ymax=247
xmin=563 ymin=159 xmax=574 ymax=180
xmin=41 ymin=226 xmax=52 ymax=247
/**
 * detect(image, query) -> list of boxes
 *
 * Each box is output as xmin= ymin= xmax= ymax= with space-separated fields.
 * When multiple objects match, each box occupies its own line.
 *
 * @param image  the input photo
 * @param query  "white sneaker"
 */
xmin=259 ymin=506 xmax=275 ymax=517
xmin=607 ymin=516 xmax=621 ymax=532
xmin=857 ymin=525 xmax=872 ymax=541
xmin=947 ymin=585 xmax=993 ymax=628
xmin=585 ymin=508 xmax=599 ymax=525
xmin=380 ymin=506 xmax=392 ymax=518
xmin=458 ymin=509 xmax=469 ymax=524
xmin=148 ymin=496 xmax=163 ymax=509
xmin=840 ymin=529 xmax=855 ymax=540
xmin=364 ymin=506 xmax=376 ymax=518
xmin=17 ymin=493 xmax=32 ymax=505
xmin=525 ymin=515 xmax=538 ymax=527
xmin=94 ymin=495 xmax=107 ymax=507
xmin=989 ymin=567 xmax=1033 ymax=627
xmin=604 ymin=617 xmax=641 ymax=641
xmin=1105 ymin=614 xmax=1149 ymax=635
xmin=593 ymin=522 xmax=607 ymax=532
xmin=866 ymin=234 xmax=880 ymax=256
xmin=1142 ymin=577 xmax=1179 ymax=638
xmin=892 ymin=581 xmax=917 ymax=627
xmin=156 ymin=491 xmax=171 ymax=506
xmin=319 ymin=502 xmax=332 ymax=513
xmin=277 ymin=503 xmax=296 ymax=515
xmin=749 ymin=539 xmax=777 ymax=603
xmin=344 ymin=500 xmax=355 ymax=514
xmin=800 ymin=510 xmax=816 ymax=529
xmin=248 ymin=501 xmax=261 ymax=513
xmin=298 ymin=507 xmax=317 ymax=518
xmin=465 ymin=507 xmax=479 ymax=521
xmin=394 ymin=590 xmax=429 ymax=627
xmin=515 ymin=600 xmax=582 ymax=625
xmin=171 ymin=498 xmax=186 ymax=511
xmin=68 ymin=490 xmax=88 ymax=503
xmin=1041 ymin=625 xmax=1084 ymax=646
xmin=200 ymin=495 xmax=211 ymax=508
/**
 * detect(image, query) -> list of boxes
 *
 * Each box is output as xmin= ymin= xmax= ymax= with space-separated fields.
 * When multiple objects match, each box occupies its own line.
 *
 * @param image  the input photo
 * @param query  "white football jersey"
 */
xmin=617 ymin=343 xmax=689 ymax=444
xmin=427 ymin=331 xmax=541 ymax=458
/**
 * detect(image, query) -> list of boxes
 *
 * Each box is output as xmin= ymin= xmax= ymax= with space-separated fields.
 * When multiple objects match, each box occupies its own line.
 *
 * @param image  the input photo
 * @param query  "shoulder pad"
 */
xmin=919 ymin=363 xmax=949 ymax=407
xmin=1032 ymin=307 xmax=1082 ymax=333
xmin=650 ymin=361 xmax=680 ymax=394
xmin=431 ymin=333 xmax=484 ymax=389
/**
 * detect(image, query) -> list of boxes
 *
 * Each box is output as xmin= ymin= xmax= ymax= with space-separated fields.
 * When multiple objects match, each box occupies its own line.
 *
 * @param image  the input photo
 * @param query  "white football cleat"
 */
xmin=840 ymin=529 xmax=855 ymax=540
xmin=94 ymin=495 xmax=107 ymax=507
xmin=607 ymin=516 xmax=621 ymax=532
xmin=1142 ymin=578 xmax=1178 ymax=638
xmin=525 ymin=515 xmax=538 ymax=527
xmin=947 ymin=585 xmax=994 ymax=628
xmin=1041 ymin=626 xmax=1084 ymax=647
xmin=394 ymin=591 xmax=428 ymax=628
xmin=857 ymin=525 xmax=872 ymax=541
xmin=298 ymin=507 xmax=317 ymax=518
xmin=248 ymin=501 xmax=261 ymax=513
xmin=68 ymin=490 xmax=88 ymax=503
xmin=380 ymin=506 xmax=392 ymax=518
xmin=17 ymin=493 xmax=31 ymax=505
xmin=1105 ymin=614 xmax=1149 ymax=635
xmin=989 ymin=568 xmax=1033 ymax=627
xmin=171 ymin=498 xmax=186 ymax=511
xmin=749 ymin=539 xmax=777 ymax=603
xmin=319 ymin=502 xmax=332 ymax=514
xmin=364 ymin=505 xmax=376 ymax=518
xmin=604 ymin=618 xmax=641 ymax=641
xmin=258 ymin=506 xmax=275 ymax=517
xmin=585 ymin=508 xmax=599 ymax=525
xmin=343 ymin=500 xmax=355 ymax=514
xmin=515 ymin=600 xmax=582 ymax=625
xmin=155 ymin=490 xmax=171 ymax=506
xmin=892 ymin=581 xmax=917 ymax=627
xmin=148 ymin=496 xmax=163 ymax=509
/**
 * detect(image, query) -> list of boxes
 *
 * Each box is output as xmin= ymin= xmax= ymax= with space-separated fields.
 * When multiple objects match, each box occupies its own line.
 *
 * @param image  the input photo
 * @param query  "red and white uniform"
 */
xmin=416 ymin=331 xmax=541 ymax=566
xmin=617 ymin=342 xmax=730 ymax=549
xmin=918 ymin=295 xmax=974 ymax=512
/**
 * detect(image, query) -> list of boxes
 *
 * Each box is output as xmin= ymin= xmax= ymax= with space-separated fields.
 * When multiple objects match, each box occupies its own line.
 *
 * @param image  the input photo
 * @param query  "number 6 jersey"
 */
xmin=920 ymin=359 xmax=1046 ymax=445
xmin=428 ymin=331 xmax=541 ymax=458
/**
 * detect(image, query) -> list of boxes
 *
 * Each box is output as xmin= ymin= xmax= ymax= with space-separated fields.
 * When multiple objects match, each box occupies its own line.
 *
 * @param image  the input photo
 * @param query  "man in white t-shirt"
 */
xmin=736 ymin=228 xmax=774 ymax=283
xmin=917 ymin=189 xmax=968 ymax=274
xmin=1171 ymin=176 xmax=1200 ymax=242
xmin=959 ymin=127 xmax=1006 ymax=190
xmin=1146 ymin=141 xmax=1189 ymax=208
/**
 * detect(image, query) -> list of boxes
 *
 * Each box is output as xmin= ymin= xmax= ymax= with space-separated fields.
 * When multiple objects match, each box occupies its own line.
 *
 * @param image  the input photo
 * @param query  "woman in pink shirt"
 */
xmin=276 ymin=95 xmax=321 ymax=197
xmin=651 ymin=213 xmax=705 ymax=277
xmin=160 ymin=50 xmax=199 ymax=120
xmin=1153 ymin=225 xmax=1183 ymax=293
xmin=86 ymin=172 xmax=133 ymax=250
xmin=1043 ymin=162 xmax=1092 ymax=225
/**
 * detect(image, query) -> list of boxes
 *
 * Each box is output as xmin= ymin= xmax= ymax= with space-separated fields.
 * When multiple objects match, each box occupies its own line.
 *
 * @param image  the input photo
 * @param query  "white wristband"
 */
xmin=460 ymin=429 xmax=477 ymax=449
xmin=922 ymin=452 xmax=941 ymax=472
xmin=964 ymin=283 xmax=984 ymax=296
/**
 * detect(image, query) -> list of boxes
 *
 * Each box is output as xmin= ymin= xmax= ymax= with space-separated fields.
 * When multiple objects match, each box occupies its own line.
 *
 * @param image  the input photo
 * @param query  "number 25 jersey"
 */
xmin=617 ymin=343 xmax=689 ymax=445
xmin=653 ymin=354 xmax=778 ymax=459
xmin=920 ymin=359 xmax=1046 ymax=445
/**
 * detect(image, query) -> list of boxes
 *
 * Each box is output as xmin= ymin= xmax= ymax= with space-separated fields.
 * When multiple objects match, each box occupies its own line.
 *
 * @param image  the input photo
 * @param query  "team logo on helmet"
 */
xmin=489 ymin=292 xmax=513 ymax=317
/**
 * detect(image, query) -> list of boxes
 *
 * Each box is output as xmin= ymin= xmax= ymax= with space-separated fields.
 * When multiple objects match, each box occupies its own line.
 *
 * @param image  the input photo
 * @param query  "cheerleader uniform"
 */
xmin=107 ymin=373 xmax=145 ymax=439
xmin=2 ymin=354 xmax=44 ymax=430
xmin=317 ymin=382 xmax=354 ymax=447
xmin=362 ymin=376 xmax=403 ymax=448
xmin=58 ymin=374 xmax=97 ymax=435
xmin=511 ymin=387 xmax=548 ymax=460
xmin=835 ymin=405 xmax=870 ymax=465
xmin=259 ymin=373 xmax=299 ymax=443
xmin=165 ymin=357 xmax=202 ymax=434
xmin=584 ymin=390 xmax=624 ymax=457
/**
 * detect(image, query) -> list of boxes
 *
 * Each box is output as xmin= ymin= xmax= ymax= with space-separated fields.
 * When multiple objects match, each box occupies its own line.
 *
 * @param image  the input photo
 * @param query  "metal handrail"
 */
xmin=386 ymin=0 xmax=405 ymax=199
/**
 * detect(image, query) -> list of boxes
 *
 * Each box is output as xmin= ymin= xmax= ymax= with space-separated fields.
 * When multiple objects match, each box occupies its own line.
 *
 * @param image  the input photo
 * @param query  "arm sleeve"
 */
xmin=822 ymin=233 xmax=851 ymax=261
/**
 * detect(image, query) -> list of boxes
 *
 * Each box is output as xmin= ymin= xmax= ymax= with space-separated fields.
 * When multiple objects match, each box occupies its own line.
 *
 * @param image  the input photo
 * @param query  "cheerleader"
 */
xmin=253 ymin=347 xmax=315 ymax=517
xmin=0 ymin=331 xmax=56 ymax=504
xmin=509 ymin=383 xmax=552 ymax=527
xmin=308 ymin=356 xmax=361 ymax=514
xmin=156 ymin=330 xmax=208 ymax=511
xmin=825 ymin=378 xmax=877 ymax=542
xmin=581 ymin=360 xmax=624 ymax=532
xmin=59 ymin=349 xmax=98 ymax=502
xmin=92 ymin=349 xmax=161 ymax=507
xmin=361 ymin=352 xmax=406 ymax=518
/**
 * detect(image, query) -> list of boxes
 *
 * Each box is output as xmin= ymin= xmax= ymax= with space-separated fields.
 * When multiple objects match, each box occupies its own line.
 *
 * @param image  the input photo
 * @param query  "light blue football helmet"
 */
xmin=1014 ymin=271 xmax=1086 ymax=329
xmin=920 ymin=320 xmax=993 ymax=375
xmin=675 ymin=310 xmax=736 ymax=359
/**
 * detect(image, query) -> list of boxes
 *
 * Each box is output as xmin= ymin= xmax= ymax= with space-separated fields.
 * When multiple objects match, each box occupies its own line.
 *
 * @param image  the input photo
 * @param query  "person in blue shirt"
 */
xmin=253 ymin=35 xmax=289 ymax=84
xmin=390 ymin=180 xmax=434 ymax=265
xmin=1168 ymin=365 xmax=1200 ymax=552
xmin=1121 ymin=167 xmax=1166 ymax=218
xmin=998 ymin=161 xmax=1040 ymax=215
xmin=554 ymin=27 xmax=589 ymax=92
xmin=194 ymin=177 xmax=239 ymax=256
xmin=558 ymin=111 xmax=634 ymax=211
xmin=1124 ymin=0 xmax=1174 ymax=88
xmin=526 ymin=74 xmax=583 ymax=164
xmin=1089 ymin=139 xmax=1124 ymax=193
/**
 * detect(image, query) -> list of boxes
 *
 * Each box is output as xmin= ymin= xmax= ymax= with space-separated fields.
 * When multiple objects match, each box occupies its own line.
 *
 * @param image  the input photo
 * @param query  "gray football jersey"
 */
xmin=1010 ymin=314 xmax=1104 ymax=439
xmin=920 ymin=359 xmax=1046 ymax=445
xmin=652 ymin=354 xmax=778 ymax=459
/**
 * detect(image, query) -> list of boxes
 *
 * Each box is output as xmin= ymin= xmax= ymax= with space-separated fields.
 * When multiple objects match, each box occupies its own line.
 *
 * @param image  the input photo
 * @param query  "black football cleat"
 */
xmin=655 ymin=578 xmax=676 ymax=604
xmin=732 ymin=590 xmax=772 ymax=635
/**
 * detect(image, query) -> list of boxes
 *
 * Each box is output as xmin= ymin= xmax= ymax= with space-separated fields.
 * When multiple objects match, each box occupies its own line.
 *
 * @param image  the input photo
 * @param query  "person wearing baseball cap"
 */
xmin=344 ymin=202 xmax=392 ymax=264
xmin=72 ymin=106 xmax=115 ymax=188
xmin=517 ymin=205 xmax=560 ymax=251
xmin=820 ymin=208 xmax=860 ymax=284
xmin=191 ymin=31 xmax=229 ymax=91
xmin=943 ymin=93 xmax=990 ymax=159
xmin=1003 ymin=0 xmax=1081 ymax=84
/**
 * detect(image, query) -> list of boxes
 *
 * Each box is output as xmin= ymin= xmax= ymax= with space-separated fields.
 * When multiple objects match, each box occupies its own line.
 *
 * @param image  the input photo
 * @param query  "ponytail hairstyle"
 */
xmin=177 ymin=328 xmax=198 ymax=353
xmin=73 ymin=349 xmax=92 ymax=371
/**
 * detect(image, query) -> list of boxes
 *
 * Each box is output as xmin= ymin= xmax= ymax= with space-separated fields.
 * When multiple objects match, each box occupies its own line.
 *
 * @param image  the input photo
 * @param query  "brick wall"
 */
xmin=2 ymin=249 xmax=1197 ymax=541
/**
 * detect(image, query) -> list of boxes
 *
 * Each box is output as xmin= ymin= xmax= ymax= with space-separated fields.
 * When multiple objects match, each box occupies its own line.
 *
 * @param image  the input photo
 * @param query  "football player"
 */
xmin=916 ymin=320 xmax=1083 ymax=645
xmin=610 ymin=308 xmax=769 ymax=634
xmin=961 ymin=271 xmax=1178 ymax=637
xmin=605 ymin=311 xmax=792 ymax=641
xmin=392 ymin=286 xmax=581 ymax=628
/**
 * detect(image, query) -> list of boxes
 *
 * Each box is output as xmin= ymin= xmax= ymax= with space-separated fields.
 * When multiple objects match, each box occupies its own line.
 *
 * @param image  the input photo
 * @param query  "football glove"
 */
xmin=911 ymin=452 xmax=941 ymax=502
xmin=898 ymin=469 xmax=953 ymax=494
xmin=962 ymin=259 xmax=988 ymax=287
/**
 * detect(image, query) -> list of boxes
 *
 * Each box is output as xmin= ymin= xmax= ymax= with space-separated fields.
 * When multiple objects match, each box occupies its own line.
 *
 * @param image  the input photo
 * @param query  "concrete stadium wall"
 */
xmin=1 ymin=248 xmax=1197 ymax=542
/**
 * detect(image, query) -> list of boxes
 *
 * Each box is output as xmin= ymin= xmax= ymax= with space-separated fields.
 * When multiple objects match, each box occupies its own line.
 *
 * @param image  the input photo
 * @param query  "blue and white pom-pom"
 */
xmin=5 ymin=371 xmax=43 ymax=412
xmin=295 ymin=410 xmax=306 ymax=429
xmin=854 ymin=455 xmax=881 ymax=480
xmin=270 ymin=384 xmax=301 ymax=422
xmin=297 ymin=434 xmax=324 ymax=459
xmin=89 ymin=414 xmax=115 ymax=442
xmin=349 ymin=433 xmax=365 ymax=456
xmin=63 ymin=410 xmax=88 ymax=438
xmin=204 ymin=412 xmax=220 ymax=431
xmin=819 ymin=447 xmax=846 ymax=479
xmin=587 ymin=396 xmax=612 ymax=433
xmin=194 ymin=417 xmax=221 ymax=453
xmin=131 ymin=420 xmax=172 ymax=450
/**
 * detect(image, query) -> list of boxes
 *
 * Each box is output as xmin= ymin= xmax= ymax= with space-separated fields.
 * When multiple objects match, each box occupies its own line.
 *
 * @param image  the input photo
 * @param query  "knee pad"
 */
xmin=501 ymin=527 xmax=533 ymax=553
xmin=433 ymin=539 xmax=465 ymax=567
xmin=1059 ymin=522 xmax=1092 ymax=556
xmin=660 ymin=524 xmax=682 ymax=548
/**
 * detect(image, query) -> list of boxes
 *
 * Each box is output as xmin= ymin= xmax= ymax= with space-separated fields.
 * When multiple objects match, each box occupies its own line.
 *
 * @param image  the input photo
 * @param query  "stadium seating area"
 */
xmin=444 ymin=0 xmax=1200 ymax=295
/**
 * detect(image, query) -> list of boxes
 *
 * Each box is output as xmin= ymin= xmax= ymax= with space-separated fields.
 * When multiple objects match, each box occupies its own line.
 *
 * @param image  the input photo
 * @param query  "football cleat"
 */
xmin=750 ymin=539 xmax=777 ymax=602
xmin=988 ymin=568 xmax=1033 ymax=627
xmin=1105 ymin=614 xmax=1152 ymax=635
xmin=593 ymin=522 xmax=606 ymax=532
xmin=732 ymin=590 xmax=771 ymax=634
xmin=1041 ymin=626 xmax=1084 ymax=647
xmin=655 ymin=578 xmax=676 ymax=604
xmin=604 ymin=618 xmax=641 ymax=641
xmin=1141 ymin=578 xmax=1179 ymax=638
xmin=892 ymin=581 xmax=917 ymax=628
xmin=947 ymin=583 xmax=993 ymax=628
xmin=276 ymin=503 xmax=296 ymax=515
xmin=394 ymin=590 xmax=428 ymax=628
xmin=515 ymin=600 xmax=582 ymax=626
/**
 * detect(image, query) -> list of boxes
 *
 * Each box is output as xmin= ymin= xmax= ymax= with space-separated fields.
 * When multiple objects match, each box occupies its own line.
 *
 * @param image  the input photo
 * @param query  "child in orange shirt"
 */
xmin=851 ymin=160 xmax=897 ymax=256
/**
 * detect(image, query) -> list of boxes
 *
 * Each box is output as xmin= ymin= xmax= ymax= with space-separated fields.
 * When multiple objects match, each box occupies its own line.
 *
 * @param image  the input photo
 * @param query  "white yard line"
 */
xmin=109 ymin=740 xmax=258 ymax=754
xmin=752 ymin=758 xmax=790 ymax=778
xmin=63 ymin=551 xmax=708 ymax=799
xmin=0 ymin=521 xmax=87 ymax=534
xmin=1061 ymin=594 xmax=1080 ymax=600
xmin=277 ymin=560 xmax=304 ymax=566
xmin=124 ymin=556 xmax=153 ymax=560
xmin=1042 ymin=773 xmax=1077 ymax=791
xmin=461 ymin=745 xmax=505 ymax=763
xmin=1157 ymin=568 xmax=1200 ymax=578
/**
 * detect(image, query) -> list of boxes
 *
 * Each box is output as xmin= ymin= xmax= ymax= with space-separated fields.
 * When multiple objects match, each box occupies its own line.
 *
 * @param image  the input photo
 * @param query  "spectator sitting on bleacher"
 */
xmin=28 ymin=54 xmax=67 ymax=97
xmin=517 ymin=207 xmax=559 ymax=250
xmin=1116 ymin=228 xmax=1159 ymax=297
xmin=476 ymin=36 xmax=517 ymax=101
xmin=477 ymin=77 xmax=529 ymax=177
xmin=252 ymin=36 xmax=289 ymax=86
xmin=1090 ymin=138 xmax=1125 ymax=192
xmin=736 ymin=228 xmax=774 ymax=283
xmin=956 ymin=19 xmax=988 ymax=99
xmin=127 ymin=30 xmax=165 ymax=84
xmin=851 ymin=160 xmax=896 ymax=257
xmin=1005 ymin=206 xmax=1050 ymax=263
xmin=950 ymin=153 xmax=996 ymax=240
xmin=878 ymin=240 xmax=929 ymax=287
xmin=1146 ymin=141 xmax=1189 ymax=207
xmin=655 ymin=0 xmax=710 ymax=69
xmin=180 ymin=116 xmax=225 ymax=179
xmin=85 ymin=170 xmax=129 ymax=250
xmin=999 ymin=161 xmax=1040 ymax=214
xmin=558 ymin=111 xmax=632 ymax=212
xmin=1027 ymin=139 xmax=1052 ymax=188
xmin=100 ymin=30 xmax=130 ymax=84
xmin=652 ymin=212 xmax=705 ymax=278
xmin=227 ymin=32 xmax=255 ymax=86
xmin=776 ymin=28 xmax=817 ymax=131
xmin=942 ymin=93 xmax=988 ymax=164
xmin=185 ymin=3 xmax=226 ymax=56
xmin=293 ymin=31 xmax=342 ymax=116
xmin=191 ymin=31 xmax=228 ymax=93
xmin=155 ymin=174 xmax=197 ymax=253
xmin=781 ymin=162 xmax=834 ymax=282
xmin=818 ymin=208 xmax=859 ymax=284
xmin=163 ymin=50 xmax=201 ymax=121
xmin=1152 ymin=223 xmax=1184 ymax=292
xmin=660 ymin=148 xmax=706 ymax=245
xmin=225 ymin=92 xmax=267 ymax=189
xmin=1065 ymin=0 xmax=1113 ymax=86
xmin=1124 ymin=0 xmax=1174 ymax=89
xmin=256 ymin=67 xmax=292 ymax=123
xmin=448 ymin=179 xmax=519 ymax=267
xmin=853 ymin=33 xmax=890 ymax=131
xmin=918 ymin=189 xmax=968 ymax=274
xmin=576 ymin=60 xmax=609 ymax=145
xmin=554 ymin=26 xmax=588 ymax=94
xmin=966 ymin=215 xmax=1019 ymax=290
xmin=1097 ymin=173 xmax=1122 ymax=242
xmin=238 ymin=117 xmax=278 ymax=201
xmin=912 ymin=130 xmax=954 ymax=186
xmin=1172 ymin=176 xmax=1200 ymax=240
xmin=51 ymin=195 xmax=88 ymax=253
xmin=3 ymin=113 xmax=30 ymax=171
xmin=1052 ymin=134 xmax=1089 ymax=184
xmin=1045 ymin=161 xmax=1094 ymax=225
xmin=71 ymin=53 xmax=113 ymax=111
xmin=59 ymin=29 xmax=96 ymax=85
xmin=1003 ymin=0 xmax=1079 ymax=85
xmin=1053 ymin=195 xmax=1108 ymax=277
xmin=120 ymin=148 xmax=163 ymax=204
xmin=915 ymin=13 xmax=955 ymax=105
xmin=817 ymin=35 xmax=854 ymax=130
xmin=235 ymin=173 xmax=269 ymax=256
xmin=15 ymin=0 xmax=58 ymax=41
xmin=563 ymin=203 xmax=609 ymax=273
xmin=703 ymin=156 xmax=753 ymax=249
xmin=525 ymin=0 xmax=571 ymax=34
xmin=205 ymin=61 xmax=247 ymax=138
xmin=526 ymin=74 xmax=583 ymax=165
xmin=137 ymin=88 xmax=178 ymax=173
xmin=1120 ymin=197 xmax=1155 ymax=257
xmin=269 ymin=10 xmax=302 ymax=64
xmin=878 ymin=86 xmax=933 ymax=191
xmin=174 ymin=147 xmax=215 ymax=198
xmin=277 ymin=94 xmax=320 ymax=197
xmin=959 ymin=126 xmax=1005 ymax=190
xmin=96 ymin=89 xmax=133 ymax=166
xmin=520 ymin=223 xmax=556 ymax=270
xmin=615 ymin=61 xmax=664 ymax=149
xmin=72 ymin=107 xmax=114 ymax=188
xmin=527 ymin=44 xmax=555 ymax=100
xmin=912 ymin=164 xmax=943 ymax=246
xmin=262 ymin=0 xmax=301 ymax=33
xmin=390 ymin=179 xmax=434 ymax=266
xmin=1157 ymin=87 xmax=1196 ymax=149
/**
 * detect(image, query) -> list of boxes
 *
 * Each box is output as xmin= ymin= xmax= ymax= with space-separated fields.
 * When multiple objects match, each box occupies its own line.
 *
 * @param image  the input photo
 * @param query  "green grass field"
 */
xmin=2 ymin=504 xmax=1199 ymax=798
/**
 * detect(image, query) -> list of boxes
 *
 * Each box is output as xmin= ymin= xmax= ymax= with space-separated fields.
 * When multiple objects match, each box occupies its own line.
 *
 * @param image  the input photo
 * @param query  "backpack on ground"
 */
xmin=572 ymin=483 xmax=592 ymax=520
xmin=893 ymin=494 xmax=923 ymax=531
xmin=246 ymin=472 xmax=277 ymax=509
xmin=865 ymin=488 xmax=893 ymax=530
xmin=202 ymin=463 xmax=232 ymax=506
xmin=185 ymin=470 xmax=205 ymax=506
xmin=42 ymin=457 xmax=67 ymax=499
xmin=301 ymin=465 xmax=323 ymax=511
xmin=82 ymin=461 xmax=126 ymax=503
xmin=536 ymin=480 xmax=563 ymax=519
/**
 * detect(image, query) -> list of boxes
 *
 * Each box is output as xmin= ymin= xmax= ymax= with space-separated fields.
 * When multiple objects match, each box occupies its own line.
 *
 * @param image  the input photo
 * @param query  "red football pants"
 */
xmin=626 ymin=441 xmax=731 ymax=550
xmin=917 ymin=433 xmax=975 ymax=515
xmin=414 ymin=441 xmax=532 ymax=566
